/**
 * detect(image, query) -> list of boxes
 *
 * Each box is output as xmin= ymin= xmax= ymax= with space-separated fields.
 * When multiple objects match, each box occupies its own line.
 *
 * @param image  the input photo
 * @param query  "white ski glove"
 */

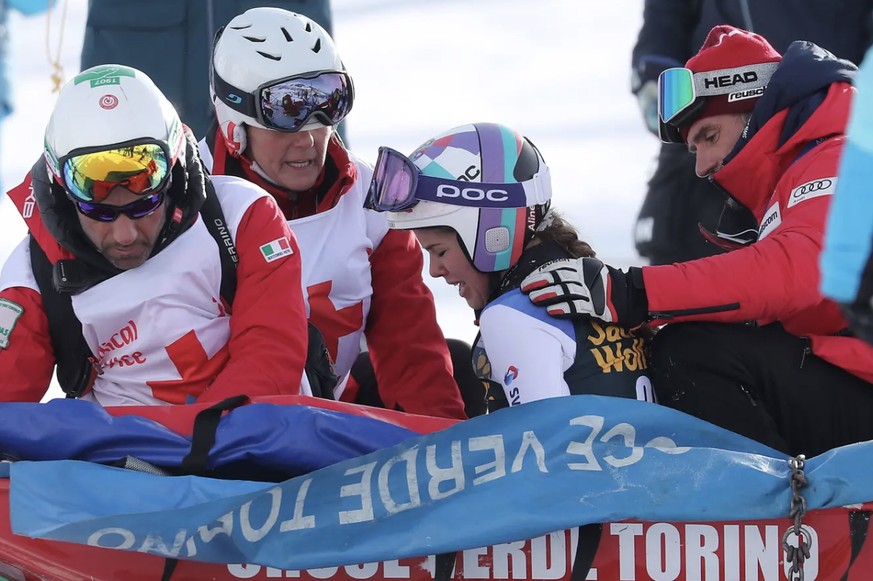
xmin=520 ymin=258 xmax=649 ymax=327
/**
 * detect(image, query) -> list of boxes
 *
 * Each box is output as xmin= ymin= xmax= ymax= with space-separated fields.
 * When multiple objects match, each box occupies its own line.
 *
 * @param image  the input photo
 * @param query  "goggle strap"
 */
xmin=212 ymin=71 xmax=259 ymax=118
xmin=523 ymin=165 xmax=552 ymax=206
xmin=659 ymin=119 xmax=683 ymax=144
xmin=414 ymin=174 xmax=533 ymax=209
xmin=691 ymin=62 xmax=779 ymax=97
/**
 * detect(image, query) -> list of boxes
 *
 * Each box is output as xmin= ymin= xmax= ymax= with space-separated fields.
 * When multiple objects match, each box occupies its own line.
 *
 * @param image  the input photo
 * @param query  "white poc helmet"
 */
xmin=211 ymin=7 xmax=348 ymax=155
xmin=387 ymin=123 xmax=552 ymax=273
xmin=44 ymin=64 xmax=186 ymax=185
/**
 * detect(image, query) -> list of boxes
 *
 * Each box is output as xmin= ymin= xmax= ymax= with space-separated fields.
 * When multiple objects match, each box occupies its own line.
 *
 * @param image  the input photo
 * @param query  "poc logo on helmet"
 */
xmin=436 ymin=184 xmax=509 ymax=202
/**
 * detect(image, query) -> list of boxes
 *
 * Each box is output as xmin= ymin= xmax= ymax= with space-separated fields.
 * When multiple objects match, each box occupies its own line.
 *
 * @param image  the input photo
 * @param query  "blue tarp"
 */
xmin=9 ymin=396 xmax=873 ymax=571
xmin=18 ymin=395 xmax=869 ymax=570
xmin=0 ymin=399 xmax=416 ymax=479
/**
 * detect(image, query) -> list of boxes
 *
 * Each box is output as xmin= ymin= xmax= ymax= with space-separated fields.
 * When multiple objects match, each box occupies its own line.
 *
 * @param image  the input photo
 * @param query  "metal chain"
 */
xmin=781 ymin=454 xmax=811 ymax=581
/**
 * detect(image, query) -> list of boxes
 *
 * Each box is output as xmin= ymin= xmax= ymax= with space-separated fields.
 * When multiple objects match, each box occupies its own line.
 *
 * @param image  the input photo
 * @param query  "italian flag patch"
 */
xmin=260 ymin=237 xmax=293 ymax=263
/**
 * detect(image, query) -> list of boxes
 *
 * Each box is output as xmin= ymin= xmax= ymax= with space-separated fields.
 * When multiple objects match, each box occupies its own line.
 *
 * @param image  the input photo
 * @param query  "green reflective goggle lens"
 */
xmin=658 ymin=67 xmax=696 ymax=125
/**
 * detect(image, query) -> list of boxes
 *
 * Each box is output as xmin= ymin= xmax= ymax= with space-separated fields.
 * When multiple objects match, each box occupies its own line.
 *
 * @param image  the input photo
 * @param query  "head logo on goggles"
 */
xmin=658 ymin=62 xmax=779 ymax=130
xmin=213 ymin=69 xmax=354 ymax=133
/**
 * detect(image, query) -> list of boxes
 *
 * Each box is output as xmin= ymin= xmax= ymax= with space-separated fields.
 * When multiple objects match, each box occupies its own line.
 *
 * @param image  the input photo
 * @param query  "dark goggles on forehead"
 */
xmin=364 ymin=147 xmax=544 ymax=212
xmin=213 ymin=69 xmax=354 ymax=132
xmin=657 ymin=62 xmax=778 ymax=143
xmin=56 ymin=140 xmax=172 ymax=203
xmin=73 ymin=191 xmax=166 ymax=223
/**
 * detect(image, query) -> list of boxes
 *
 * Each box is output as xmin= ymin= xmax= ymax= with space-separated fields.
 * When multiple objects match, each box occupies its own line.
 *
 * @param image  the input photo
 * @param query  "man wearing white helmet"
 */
xmin=367 ymin=122 xmax=654 ymax=409
xmin=0 ymin=64 xmax=312 ymax=406
xmin=202 ymin=7 xmax=467 ymax=419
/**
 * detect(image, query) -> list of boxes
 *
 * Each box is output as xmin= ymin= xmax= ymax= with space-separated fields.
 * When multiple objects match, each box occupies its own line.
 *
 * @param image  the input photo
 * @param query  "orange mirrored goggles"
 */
xmin=59 ymin=142 xmax=171 ymax=203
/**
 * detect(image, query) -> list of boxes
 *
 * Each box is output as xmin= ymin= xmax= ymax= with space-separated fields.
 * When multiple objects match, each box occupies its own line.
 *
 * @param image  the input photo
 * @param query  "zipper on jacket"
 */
xmin=649 ymin=302 xmax=741 ymax=320
xmin=800 ymin=337 xmax=812 ymax=369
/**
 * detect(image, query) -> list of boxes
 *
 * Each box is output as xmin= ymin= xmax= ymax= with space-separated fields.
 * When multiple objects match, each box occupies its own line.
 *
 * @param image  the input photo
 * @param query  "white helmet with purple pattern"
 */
xmin=384 ymin=123 xmax=551 ymax=272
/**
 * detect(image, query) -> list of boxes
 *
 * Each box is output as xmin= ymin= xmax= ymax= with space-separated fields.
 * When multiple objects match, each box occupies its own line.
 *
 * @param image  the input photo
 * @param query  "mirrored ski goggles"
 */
xmin=213 ymin=69 xmax=354 ymax=132
xmin=58 ymin=141 xmax=172 ymax=203
xmin=364 ymin=147 xmax=550 ymax=212
xmin=658 ymin=62 xmax=779 ymax=127
xmin=73 ymin=191 xmax=166 ymax=222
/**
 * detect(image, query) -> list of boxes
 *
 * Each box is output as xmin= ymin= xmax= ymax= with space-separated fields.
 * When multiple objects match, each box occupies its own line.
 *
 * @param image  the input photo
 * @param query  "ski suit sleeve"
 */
xmin=478 ymin=303 xmax=570 ymax=406
xmin=0 ymin=286 xmax=54 ymax=401
xmin=822 ymin=49 xmax=873 ymax=303
xmin=643 ymin=149 xmax=844 ymax=333
xmin=198 ymin=197 xmax=308 ymax=402
xmin=365 ymin=229 xmax=467 ymax=419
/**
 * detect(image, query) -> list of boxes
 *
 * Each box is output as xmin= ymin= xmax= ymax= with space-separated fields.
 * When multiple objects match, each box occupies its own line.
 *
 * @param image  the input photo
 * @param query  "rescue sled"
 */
xmin=0 ymin=394 xmax=871 ymax=581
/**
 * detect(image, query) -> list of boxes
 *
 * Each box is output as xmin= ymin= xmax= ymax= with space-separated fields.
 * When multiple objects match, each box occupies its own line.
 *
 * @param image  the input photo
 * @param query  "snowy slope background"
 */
xmin=2 ymin=0 xmax=657 ymax=401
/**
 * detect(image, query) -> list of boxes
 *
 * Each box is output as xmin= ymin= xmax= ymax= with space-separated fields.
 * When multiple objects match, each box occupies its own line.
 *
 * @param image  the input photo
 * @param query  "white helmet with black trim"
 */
xmin=211 ymin=7 xmax=349 ymax=155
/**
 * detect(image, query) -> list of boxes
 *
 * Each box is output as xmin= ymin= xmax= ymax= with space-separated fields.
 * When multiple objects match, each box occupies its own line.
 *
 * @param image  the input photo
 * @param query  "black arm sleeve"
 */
xmin=631 ymin=0 xmax=701 ymax=93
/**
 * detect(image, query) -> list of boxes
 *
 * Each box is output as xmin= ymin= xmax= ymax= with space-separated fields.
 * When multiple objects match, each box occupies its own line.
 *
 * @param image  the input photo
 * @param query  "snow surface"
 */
xmin=2 ymin=0 xmax=657 ymax=401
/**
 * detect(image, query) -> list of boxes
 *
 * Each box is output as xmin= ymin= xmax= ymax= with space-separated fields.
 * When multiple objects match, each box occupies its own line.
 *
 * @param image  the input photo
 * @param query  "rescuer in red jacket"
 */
xmin=520 ymin=26 xmax=873 ymax=457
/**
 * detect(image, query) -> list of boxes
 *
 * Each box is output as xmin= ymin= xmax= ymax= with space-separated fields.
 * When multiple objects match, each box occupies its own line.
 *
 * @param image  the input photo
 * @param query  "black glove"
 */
xmin=842 ymin=303 xmax=873 ymax=347
xmin=520 ymin=258 xmax=649 ymax=327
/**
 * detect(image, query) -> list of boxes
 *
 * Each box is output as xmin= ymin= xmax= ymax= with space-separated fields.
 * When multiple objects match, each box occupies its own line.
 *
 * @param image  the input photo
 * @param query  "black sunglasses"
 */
xmin=73 ymin=192 xmax=166 ymax=222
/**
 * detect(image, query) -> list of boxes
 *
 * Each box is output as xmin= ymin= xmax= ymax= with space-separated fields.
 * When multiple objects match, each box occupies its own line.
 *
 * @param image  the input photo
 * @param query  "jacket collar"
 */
xmin=710 ymin=41 xmax=856 ymax=220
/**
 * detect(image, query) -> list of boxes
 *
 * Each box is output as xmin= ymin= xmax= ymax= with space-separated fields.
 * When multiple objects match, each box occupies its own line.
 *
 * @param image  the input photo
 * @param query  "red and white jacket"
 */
xmin=0 ymin=172 xmax=308 ymax=405
xmin=202 ymin=131 xmax=466 ymax=419
xmin=643 ymin=80 xmax=873 ymax=384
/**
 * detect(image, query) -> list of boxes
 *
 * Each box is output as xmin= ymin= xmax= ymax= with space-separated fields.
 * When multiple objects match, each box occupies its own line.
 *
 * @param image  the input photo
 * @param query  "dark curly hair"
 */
xmin=533 ymin=210 xmax=596 ymax=259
